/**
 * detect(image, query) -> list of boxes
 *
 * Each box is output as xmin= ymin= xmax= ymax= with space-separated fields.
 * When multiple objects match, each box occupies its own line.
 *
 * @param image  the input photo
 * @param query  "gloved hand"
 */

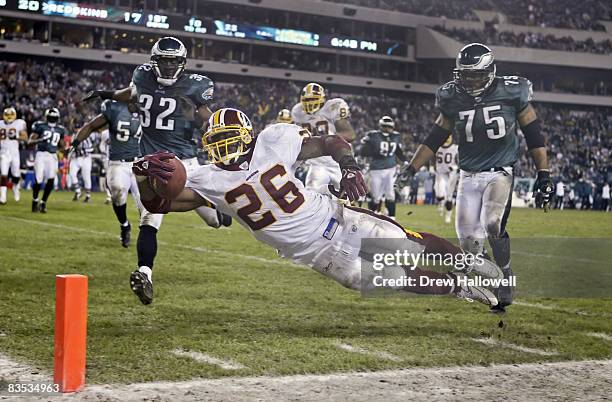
xmin=338 ymin=155 xmax=367 ymax=202
xmin=533 ymin=170 xmax=553 ymax=212
xmin=132 ymin=151 xmax=177 ymax=184
xmin=396 ymin=163 xmax=416 ymax=189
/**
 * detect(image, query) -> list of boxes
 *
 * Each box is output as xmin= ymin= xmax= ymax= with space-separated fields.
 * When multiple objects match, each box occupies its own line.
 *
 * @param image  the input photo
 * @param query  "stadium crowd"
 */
xmin=1 ymin=59 xmax=609 ymax=209
xmin=325 ymin=0 xmax=611 ymax=31
xmin=435 ymin=26 xmax=612 ymax=55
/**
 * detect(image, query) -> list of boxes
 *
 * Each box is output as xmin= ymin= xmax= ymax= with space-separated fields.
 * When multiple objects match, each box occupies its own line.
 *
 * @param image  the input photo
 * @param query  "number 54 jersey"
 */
xmin=436 ymin=76 xmax=532 ymax=172
xmin=186 ymin=123 xmax=339 ymax=260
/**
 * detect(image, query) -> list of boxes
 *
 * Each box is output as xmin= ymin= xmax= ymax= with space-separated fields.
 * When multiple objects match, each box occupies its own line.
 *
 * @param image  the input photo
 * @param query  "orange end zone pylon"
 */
xmin=54 ymin=274 xmax=88 ymax=393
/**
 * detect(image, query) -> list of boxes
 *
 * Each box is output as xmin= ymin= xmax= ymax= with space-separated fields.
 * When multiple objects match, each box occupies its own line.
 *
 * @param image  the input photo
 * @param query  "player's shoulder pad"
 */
xmin=497 ymin=75 xmax=533 ymax=107
xmin=100 ymin=99 xmax=114 ymax=113
xmin=132 ymin=63 xmax=154 ymax=85
xmin=259 ymin=123 xmax=302 ymax=143
xmin=31 ymin=120 xmax=44 ymax=130
xmin=435 ymin=81 xmax=458 ymax=111
xmin=323 ymin=97 xmax=350 ymax=121
xmin=184 ymin=73 xmax=214 ymax=103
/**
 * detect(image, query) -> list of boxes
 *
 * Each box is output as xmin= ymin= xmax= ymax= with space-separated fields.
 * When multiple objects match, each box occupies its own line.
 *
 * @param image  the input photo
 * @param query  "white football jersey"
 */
xmin=187 ymin=123 xmax=338 ymax=259
xmin=435 ymin=144 xmax=458 ymax=174
xmin=291 ymin=98 xmax=350 ymax=168
xmin=0 ymin=119 xmax=27 ymax=153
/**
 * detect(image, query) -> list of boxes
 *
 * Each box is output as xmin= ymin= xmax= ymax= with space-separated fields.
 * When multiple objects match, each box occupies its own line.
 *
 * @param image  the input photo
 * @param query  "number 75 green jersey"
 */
xmin=436 ymin=76 xmax=533 ymax=172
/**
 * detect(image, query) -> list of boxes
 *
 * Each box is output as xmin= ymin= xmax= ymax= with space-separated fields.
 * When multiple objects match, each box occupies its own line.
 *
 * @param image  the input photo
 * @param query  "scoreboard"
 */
xmin=0 ymin=0 xmax=406 ymax=56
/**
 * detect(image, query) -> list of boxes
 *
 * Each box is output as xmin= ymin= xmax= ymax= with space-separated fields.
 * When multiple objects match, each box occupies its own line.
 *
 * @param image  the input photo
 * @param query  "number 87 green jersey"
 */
xmin=131 ymin=63 xmax=214 ymax=159
xmin=436 ymin=76 xmax=533 ymax=172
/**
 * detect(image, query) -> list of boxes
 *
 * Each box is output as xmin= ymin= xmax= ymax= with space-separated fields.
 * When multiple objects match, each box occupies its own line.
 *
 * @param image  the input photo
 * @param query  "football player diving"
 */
xmin=291 ymin=83 xmax=355 ymax=193
xmin=0 ymin=107 xmax=28 ymax=204
xmin=358 ymin=115 xmax=407 ymax=219
xmin=82 ymin=36 xmax=231 ymax=305
xmin=398 ymin=43 xmax=553 ymax=313
xmin=68 ymin=100 xmax=143 ymax=247
xmin=28 ymin=108 xmax=67 ymax=213
xmin=132 ymin=107 xmax=506 ymax=308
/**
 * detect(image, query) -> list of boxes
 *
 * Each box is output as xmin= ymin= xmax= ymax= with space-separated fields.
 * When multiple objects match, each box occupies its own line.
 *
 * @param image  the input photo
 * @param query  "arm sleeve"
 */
xmin=521 ymin=119 xmax=546 ymax=150
xmin=423 ymin=124 xmax=452 ymax=152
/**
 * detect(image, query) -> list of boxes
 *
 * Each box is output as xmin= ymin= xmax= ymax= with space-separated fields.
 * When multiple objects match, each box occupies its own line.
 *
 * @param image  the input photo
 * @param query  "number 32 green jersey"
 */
xmin=436 ymin=76 xmax=533 ymax=172
xmin=131 ymin=64 xmax=214 ymax=159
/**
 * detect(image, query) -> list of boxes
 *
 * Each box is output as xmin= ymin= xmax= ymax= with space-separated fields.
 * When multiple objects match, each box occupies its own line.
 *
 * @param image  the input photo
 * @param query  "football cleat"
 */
xmin=73 ymin=191 xmax=81 ymax=201
xmin=490 ymin=267 xmax=514 ymax=313
xmin=456 ymin=282 xmax=498 ymax=307
xmin=217 ymin=210 xmax=232 ymax=227
xmin=130 ymin=270 xmax=153 ymax=305
xmin=31 ymin=199 xmax=38 ymax=212
xmin=83 ymin=194 xmax=91 ymax=203
xmin=120 ymin=223 xmax=131 ymax=248
xmin=105 ymin=197 xmax=112 ymax=205
xmin=13 ymin=186 xmax=20 ymax=202
xmin=39 ymin=201 xmax=47 ymax=213
xmin=456 ymin=255 xmax=503 ymax=280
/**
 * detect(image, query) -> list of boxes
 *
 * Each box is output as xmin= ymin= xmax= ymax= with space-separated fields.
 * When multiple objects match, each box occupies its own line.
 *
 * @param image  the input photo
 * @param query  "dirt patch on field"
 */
xmin=2 ymin=354 xmax=611 ymax=401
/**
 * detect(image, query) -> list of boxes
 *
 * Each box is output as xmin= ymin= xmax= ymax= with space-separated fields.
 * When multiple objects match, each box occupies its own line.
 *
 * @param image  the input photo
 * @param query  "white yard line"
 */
xmin=171 ymin=349 xmax=247 ymax=370
xmin=513 ymin=301 xmax=592 ymax=316
xmin=586 ymin=332 xmax=612 ymax=341
xmin=335 ymin=343 xmax=402 ymax=362
xmin=471 ymin=337 xmax=559 ymax=356
xmin=0 ymin=215 xmax=297 ymax=268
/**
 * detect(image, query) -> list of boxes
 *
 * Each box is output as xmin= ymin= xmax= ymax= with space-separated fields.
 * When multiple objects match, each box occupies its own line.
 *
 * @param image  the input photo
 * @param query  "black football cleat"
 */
xmin=130 ymin=270 xmax=153 ymax=305
xmin=120 ymin=223 xmax=131 ymax=248
xmin=31 ymin=200 xmax=39 ymax=212
xmin=39 ymin=201 xmax=47 ymax=213
xmin=490 ymin=267 xmax=514 ymax=314
xmin=83 ymin=194 xmax=91 ymax=203
xmin=72 ymin=192 xmax=80 ymax=201
xmin=217 ymin=210 xmax=233 ymax=227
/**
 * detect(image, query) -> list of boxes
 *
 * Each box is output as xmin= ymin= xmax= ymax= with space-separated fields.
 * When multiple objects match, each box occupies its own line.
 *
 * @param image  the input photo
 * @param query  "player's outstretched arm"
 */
xmin=399 ymin=114 xmax=452 ymax=186
xmin=298 ymin=135 xmax=367 ymax=200
xmin=334 ymin=119 xmax=356 ymax=142
xmin=81 ymin=87 xmax=135 ymax=103
xmin=68 ymin=114 xmax=107 ymax=159
xmin=518 ymin=104 xmax=553 ymax=210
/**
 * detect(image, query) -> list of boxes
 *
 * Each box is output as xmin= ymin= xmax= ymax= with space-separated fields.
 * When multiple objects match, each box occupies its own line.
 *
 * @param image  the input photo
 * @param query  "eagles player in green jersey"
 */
xmin=399 ymin=43 xmax=553 ymax=313
xmin=28 ymin=108 xmax=67 ymax=213
xmin=359 ymin=116 xmax=407 ymax=218
xmin=69 ymin=100 xmax=143 ymax=248
xmin=83 ymin=37 xmax=229 ymax=305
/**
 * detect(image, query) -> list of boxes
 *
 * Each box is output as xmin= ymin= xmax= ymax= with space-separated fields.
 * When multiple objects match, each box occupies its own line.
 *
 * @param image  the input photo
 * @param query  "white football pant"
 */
xmin=107 ymin=160 xmax=142 ymax=211
xmin=455 ymin=169 xmax=513 ymax=254
xmin=369 ymin=167 xmax=396 ymax=203
xmin=0 ymin=149 xmax=20 ymax=177
xmin=69 ymin=155 xmax=92 ymax=191
xmin=34 ymin=151 xmax=58 ymax=183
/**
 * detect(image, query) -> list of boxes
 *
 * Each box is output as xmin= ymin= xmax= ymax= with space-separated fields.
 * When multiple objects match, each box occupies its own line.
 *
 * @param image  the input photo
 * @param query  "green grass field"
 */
xmin=0 ymin=191 xmax=611 ymax=384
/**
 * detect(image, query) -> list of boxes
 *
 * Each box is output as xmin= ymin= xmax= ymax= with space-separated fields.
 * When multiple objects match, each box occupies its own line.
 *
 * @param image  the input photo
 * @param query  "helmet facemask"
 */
xmin=300 ymin=83 xmax=325 ymax=114
xmin=454 ymin=43 xmax=496 ymax=97
xmin=203 ymin=109 xmax=253 ymax=165
xmin=453 ymin=65 xmax=496 ymax=97
xmin=3 ymin=108 xmax=16 ymax=123
xmin=150 ymin=37 xmax=187 ymax=86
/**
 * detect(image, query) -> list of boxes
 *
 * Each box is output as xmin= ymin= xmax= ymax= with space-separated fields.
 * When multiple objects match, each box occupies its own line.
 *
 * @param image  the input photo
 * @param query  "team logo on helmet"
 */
xmin=3 ymin=107 xmax=17 ymax=123
xmin=453 ymin=43 xmax=496 ymax=97
xmin=276 ymin=109 xmax=292 ymax=124
xmin=203 ymin=108 xmax=253 ymax=165
xmin=150 ymin=37 xmax=187 ymax=86
xmin=300 ymin=83 xmax=326 ymax=114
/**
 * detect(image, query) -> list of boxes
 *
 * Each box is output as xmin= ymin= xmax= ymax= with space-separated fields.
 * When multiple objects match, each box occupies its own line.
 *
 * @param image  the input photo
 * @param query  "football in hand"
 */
xmin=149 ymin=158 xmax=187 ymax=200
